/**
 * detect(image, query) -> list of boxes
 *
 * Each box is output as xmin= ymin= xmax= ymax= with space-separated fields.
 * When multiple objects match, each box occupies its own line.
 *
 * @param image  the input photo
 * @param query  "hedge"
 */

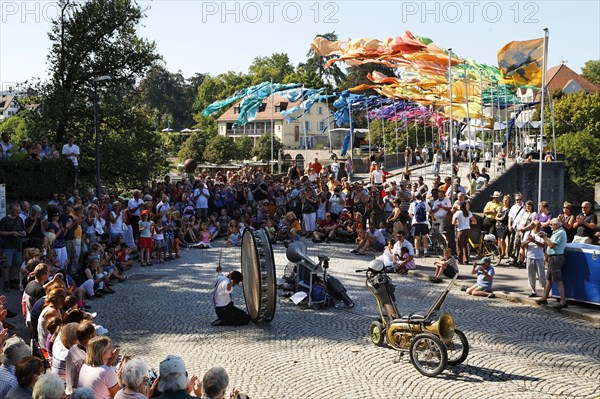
xmin=0 ymin=159 xmax=75 ymax=200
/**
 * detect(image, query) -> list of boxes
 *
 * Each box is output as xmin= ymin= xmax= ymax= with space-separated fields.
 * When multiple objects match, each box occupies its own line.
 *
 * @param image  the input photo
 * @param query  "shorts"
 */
xmin=371 ymin=240 xmax=385 ymax=252
xmin=138 ymin=237 xmax=153 ymax=249
xmin=443 ymin=267 xmax=457 ymax=278
xmin=413 ymin=224 xmax=429 ymax=237
xmin=546 ymin=255 xmax=565 ymax=282
xmin=472 ymin=284 xmax=492 ymax=293
xmin=154 ymin=239 xmax=166 ymax=249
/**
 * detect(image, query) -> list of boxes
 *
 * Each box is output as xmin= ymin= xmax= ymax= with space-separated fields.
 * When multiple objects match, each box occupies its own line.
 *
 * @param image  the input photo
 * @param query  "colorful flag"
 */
xmin=497 ymin=38 xmax=544 ymax=87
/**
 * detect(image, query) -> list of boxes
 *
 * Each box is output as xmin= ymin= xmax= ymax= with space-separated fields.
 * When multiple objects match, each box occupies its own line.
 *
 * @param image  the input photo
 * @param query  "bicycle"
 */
xmin=428 ymin=222 xmax=449 ymax=257
xmin=467 ymin=229 xmax=501 ymax=265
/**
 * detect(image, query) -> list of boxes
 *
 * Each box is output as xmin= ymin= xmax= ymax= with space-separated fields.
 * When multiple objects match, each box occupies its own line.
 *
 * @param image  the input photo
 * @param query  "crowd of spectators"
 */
xmin=0 ymin=135 xmax=597 ymax=397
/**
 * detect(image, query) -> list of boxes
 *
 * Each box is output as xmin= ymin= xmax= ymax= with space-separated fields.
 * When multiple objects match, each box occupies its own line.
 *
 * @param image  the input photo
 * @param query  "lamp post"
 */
xmin=92 ymin=75 xmax=112 ymax=198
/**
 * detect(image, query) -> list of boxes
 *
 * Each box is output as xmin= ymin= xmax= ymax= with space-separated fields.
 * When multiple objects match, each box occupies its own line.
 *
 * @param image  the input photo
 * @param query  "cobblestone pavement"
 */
xmin=95 ymin=241 xmax=600 ymax=399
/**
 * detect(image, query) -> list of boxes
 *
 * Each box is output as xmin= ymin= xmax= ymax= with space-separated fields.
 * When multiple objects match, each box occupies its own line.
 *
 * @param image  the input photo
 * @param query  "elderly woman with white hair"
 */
xmin=115 ymin=358 xmax=153 ymax=399
xmin=32 ymin=372 xmax=65 ymax=399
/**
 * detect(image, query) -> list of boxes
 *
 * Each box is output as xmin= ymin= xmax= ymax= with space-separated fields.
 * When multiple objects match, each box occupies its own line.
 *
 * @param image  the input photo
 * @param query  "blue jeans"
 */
xmin=3 ymin=248 xmax=22 ymax=268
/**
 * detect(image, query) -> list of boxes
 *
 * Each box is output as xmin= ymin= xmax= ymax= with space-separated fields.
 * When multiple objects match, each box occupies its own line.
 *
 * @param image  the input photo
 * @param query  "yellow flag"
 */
xmin=497 ymin=38 xmax=544 ymax=87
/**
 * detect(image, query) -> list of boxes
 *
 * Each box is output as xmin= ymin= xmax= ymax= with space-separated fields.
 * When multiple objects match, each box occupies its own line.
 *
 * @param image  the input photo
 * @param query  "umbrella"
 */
xmin=161 ymin=128 xmax=173 ymax=132
xmin=181 ymin=128 xmax=192 ymax=133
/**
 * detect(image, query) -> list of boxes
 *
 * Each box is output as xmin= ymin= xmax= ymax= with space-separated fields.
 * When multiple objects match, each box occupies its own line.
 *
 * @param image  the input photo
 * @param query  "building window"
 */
xmin=304 ymin=121 xmax=311 ymax=131
xmin=259 ymin=103 xmax=266 ymax=112
xmin=317 ymin=106 xmax=323 ymax=115
xmin=318 ymin=121 xmax=325 ymax=131
xmin=305 ymin=107 xmax=311 ymax=115
xmin=234 ymin=106 xmax=240 ymax=114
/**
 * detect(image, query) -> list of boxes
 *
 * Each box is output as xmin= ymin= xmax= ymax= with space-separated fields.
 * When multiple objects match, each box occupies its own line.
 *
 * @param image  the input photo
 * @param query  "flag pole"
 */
xmin=479 ymin=69 xmax=484 ymax=153
xmin=464 ymin=61 xmax=472 ymax=165
xmin=538 ymin=28 xmax=549 ymax=205
xmin=270 ymin=78 xmax=274 ymax=174
xmin=301 ymin=85 xmax=307 ymax=164
xmin=394 ymin=101 xmax=399 ymax=166
xmin=448 ymin=48 xmax=454 ymax=201
xmin=366 ymin=98 xmax=372 ymax=158
xmin=326 ymin=90 xmax=332 ymax=152
xmin=380 ymin=98 xmax=386 ymax=160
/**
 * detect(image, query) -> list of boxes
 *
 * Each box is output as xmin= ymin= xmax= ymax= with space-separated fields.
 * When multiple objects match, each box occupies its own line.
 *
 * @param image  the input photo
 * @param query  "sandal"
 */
xmin=535 ymin=299 xmax=548 ymax=305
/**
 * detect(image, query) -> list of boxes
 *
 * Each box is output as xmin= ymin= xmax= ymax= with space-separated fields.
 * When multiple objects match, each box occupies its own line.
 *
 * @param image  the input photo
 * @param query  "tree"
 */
xmin=338 ymin=64 xmax=397 ymax=95
xmin=302 ymin=32 xmax=346 ymax=87
xmin=235 ymin=135 xmax=253 ymax=160
xmin=203 ymin=135 xmax=236 ymax=164
xmin=556 ymin=130 xmax=600 ymax=192
xmin=37 ymin=0 xmax=163 ymax=191
xmin=248 ymin=53 xmax=295 ymax=85
xmin=253 ymin=133 xmax=283 ymax=162
xmin=177 ymin=130 xmax=217 ymax=162
xmin=283 ymin=66 xmax=325 ymax=89
xmin=137 ymin=64 xmax=203 ymax=130
xmin=581 ymin=60 xmax=600 ymax=85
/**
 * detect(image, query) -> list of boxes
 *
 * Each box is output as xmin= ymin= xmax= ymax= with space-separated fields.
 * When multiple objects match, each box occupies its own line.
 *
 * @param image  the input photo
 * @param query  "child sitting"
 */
xmin=264 ymin=218 xmax=276 ymax=244
xmin=226 ymin=226 xmax=242 ymax=246
xmin=430 ymin=248 xmax=458 ymax=283
xmin=396 ymin=246 xmax=416 ymax=274
xmin=194 ymin=223 xmax=212 ymax=249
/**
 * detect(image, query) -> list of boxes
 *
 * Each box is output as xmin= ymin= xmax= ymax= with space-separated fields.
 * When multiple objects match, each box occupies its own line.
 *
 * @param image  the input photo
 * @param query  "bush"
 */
xmin=0 ymin=159 xmax=75 ymax=200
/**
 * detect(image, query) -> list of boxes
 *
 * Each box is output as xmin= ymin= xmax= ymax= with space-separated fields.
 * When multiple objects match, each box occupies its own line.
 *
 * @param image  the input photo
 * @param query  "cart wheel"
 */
xmin=446 ymin=329 xmax=469 ymax=366
xmin=409 ymin=333 xmax=448 ymax=377
xmin=369 ymin=321 xmax=386 ymax=347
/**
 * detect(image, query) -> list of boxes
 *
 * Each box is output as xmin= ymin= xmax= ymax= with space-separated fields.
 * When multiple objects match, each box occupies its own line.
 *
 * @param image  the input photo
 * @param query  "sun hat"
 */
xmin=476 ymin=257 xmax=492 ymax=265
xmin=1 ymin=337 xmax=31 ymax=366
xmin=491 ymin=191 xmax=502 ymax=198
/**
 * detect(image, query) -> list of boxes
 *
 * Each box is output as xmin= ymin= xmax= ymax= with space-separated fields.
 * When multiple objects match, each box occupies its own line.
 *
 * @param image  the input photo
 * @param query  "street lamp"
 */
xmin=92 ymin=75 xmax=112 ymax=198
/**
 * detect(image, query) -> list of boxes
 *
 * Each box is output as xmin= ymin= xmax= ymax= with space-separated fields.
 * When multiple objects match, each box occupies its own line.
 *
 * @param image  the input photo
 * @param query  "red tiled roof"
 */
xmin=546 ymin=64 xmax=599 ymax=93
xmin=217 ymin=94 xmax=303 ymax=122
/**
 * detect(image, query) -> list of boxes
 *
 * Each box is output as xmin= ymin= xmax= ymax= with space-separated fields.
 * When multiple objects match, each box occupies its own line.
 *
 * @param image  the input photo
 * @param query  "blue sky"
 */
xmin=1 ymin=0 xmax=599 ymax=89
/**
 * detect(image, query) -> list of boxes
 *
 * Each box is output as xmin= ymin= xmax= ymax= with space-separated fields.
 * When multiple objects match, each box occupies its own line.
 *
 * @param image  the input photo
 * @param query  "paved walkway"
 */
xmin=61 ymin=243 xmax=600 ymax=398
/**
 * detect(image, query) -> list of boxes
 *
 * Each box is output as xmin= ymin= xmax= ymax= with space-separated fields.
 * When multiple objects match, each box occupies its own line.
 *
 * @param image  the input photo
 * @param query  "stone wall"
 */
xmin=470 ymin=162 xmax=565 ymax=216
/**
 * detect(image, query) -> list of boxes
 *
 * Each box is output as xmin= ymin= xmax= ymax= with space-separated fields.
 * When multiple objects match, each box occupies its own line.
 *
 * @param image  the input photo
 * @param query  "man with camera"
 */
xmin=535 ymin=218 xmax=568 ymax=309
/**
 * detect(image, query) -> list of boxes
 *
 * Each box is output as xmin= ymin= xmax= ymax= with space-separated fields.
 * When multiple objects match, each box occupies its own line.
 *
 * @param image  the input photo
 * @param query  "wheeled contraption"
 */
xmin=357 ymin=260 xmax=469 ymax=377
xmin=282 ymin=241 xmax=354 ymax=308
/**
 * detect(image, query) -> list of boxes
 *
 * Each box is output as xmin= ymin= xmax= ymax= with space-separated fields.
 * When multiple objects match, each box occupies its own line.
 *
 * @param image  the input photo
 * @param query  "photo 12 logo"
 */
xmin=1 ymin=1 xmax=60 ymax=23
xmin=400 ymin=1 xmax=540 ymax=23
xmin=201 ymin=1 xmax=340 ymax=24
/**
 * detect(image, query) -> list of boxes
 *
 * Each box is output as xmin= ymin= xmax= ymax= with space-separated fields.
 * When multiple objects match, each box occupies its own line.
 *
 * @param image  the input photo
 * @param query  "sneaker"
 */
xmin=487 ymin=293 xmax=496 ymax=299
xmin=528 ymin=292 xmax=538 ymax=298
xmin=312 ymin=238 xmax=322 ymax=243
xmin=211 ymin=319 xmax=225 ymax=326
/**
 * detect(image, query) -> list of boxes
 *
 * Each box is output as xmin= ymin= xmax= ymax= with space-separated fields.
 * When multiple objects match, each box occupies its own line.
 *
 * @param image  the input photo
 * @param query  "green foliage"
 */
xmin=555 ymin=130 xmax=600 ymax=190
xmin=0 ymin=159 xmax=74 ymax=200
xmin=160 ymin=132 xmax=180 ymax=156
xmin=235 ymin=135 xmax=253 ymax=160
xmin=177 ymin=130 xmax=217 ymax=162
xmin=248 ymin=53 xmax=295 ymax=85
xmin=337 ymin=64 xmax=397 ymax=94
xmin=0 ymin=112 xmax=30 ymax=144
xmin=203 ymin=135 xmax=236 ymax=164
xmin=253 ymin=133 xmax=283 ymax=162
xmin=303 ymin=32 xmax=346 ymax=87
xmin=36 ymin=0 xmax=164 ymax=191
xmin=137 ymin=64 xmax=202 ymax=130
xmin=283 ymin=66 xmax=325 ymax=89
xmin=581 ymin=60 xmax=600 ymax=85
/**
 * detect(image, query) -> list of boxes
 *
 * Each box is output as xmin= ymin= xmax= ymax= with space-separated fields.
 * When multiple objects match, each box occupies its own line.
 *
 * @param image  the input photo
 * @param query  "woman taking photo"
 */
xmin=77 ymin=336 xmax=121 ymax=399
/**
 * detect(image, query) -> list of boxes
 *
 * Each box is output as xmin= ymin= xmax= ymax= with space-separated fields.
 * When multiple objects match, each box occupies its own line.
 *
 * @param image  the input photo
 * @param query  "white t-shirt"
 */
xmin=213 ymin=274 xmax=232 ymax=307
xmin=408 ymin=200 xmax=431 ymax=225
xmin=62 ymin=144 xmax=80 ymax=166
xmin=127 ymin=198 xmax=144 ymax=216
xmin=194 ymin=187 xmax=209 ymax=209
xmin=392 ymin=239 xmax=414 ymax=258
xmin=484 ymin=151 xmax=492 ymax=161
xmin=367 ymin=228 xmax=386 ymax=246
xmin=331 ymin=162 xmax=340 ymax=173
xmin=432 ymin=198 xmax=452 ymax=221
xmin=371 ymin=170 xmax=384 ymax=184
xmin=509 ymin=204 xmax=524 ymax=228
xmin=1 ymin=141 xmax=13 ymax=158
xmin=109 ymin=211 xmax=124 ymax=234
xmin=77 ymin=364 xmax=118 ymax=399
xmin=523 ymin=231 xmax=545 ymax=259
xmin=453 ymin=211 xmax=473 ymax=231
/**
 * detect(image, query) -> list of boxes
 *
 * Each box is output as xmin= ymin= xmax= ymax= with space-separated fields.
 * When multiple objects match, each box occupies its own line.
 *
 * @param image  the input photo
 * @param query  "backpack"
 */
xmin=415 ymin=201 xmax=427 ymax=223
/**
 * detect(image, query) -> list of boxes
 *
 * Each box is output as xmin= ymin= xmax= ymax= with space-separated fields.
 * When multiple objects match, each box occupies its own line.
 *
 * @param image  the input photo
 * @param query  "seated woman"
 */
xmin=77 ymin=336 xmax=121 ymax=399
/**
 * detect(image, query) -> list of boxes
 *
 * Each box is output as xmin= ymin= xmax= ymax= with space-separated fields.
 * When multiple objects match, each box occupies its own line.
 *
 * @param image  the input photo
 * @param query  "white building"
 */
xmin=0 ymin=96 xmax=21 ymax=120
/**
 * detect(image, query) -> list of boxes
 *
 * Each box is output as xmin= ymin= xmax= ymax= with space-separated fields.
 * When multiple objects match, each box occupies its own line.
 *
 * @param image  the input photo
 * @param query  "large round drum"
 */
xmin=240 ymin=229 xmax=276 ymax=323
